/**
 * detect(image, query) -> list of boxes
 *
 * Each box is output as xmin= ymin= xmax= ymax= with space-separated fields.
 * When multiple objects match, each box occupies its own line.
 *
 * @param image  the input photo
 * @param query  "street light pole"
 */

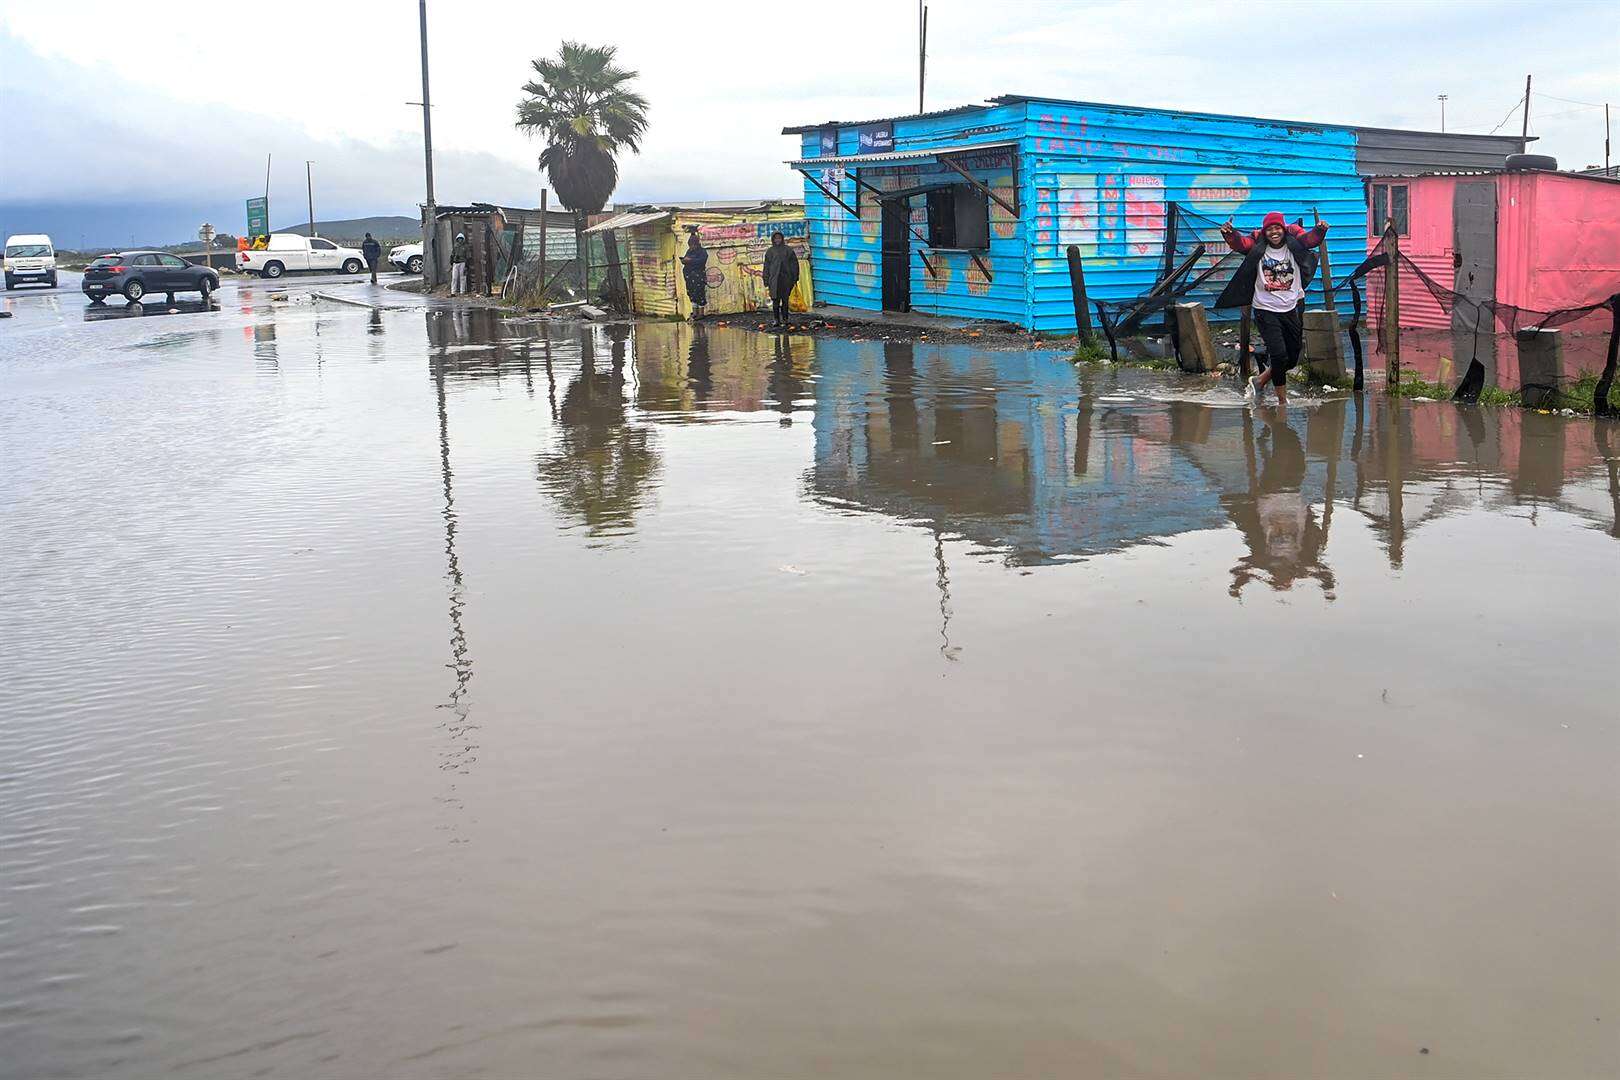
xmin=1438 ymin=93 xmax=1448 ymax=132
xmin=306 ymin=161 xmax=316 ymax=238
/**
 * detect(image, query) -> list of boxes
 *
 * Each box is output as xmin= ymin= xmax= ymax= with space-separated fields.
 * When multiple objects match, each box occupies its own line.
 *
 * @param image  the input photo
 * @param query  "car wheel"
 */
xmin=263 ymin=261 xmax=284 ymax=279
xmin=3 ymin=276 xmax=12 ymax=290
xmin=407 ymin=255 xmax=423 ymax=274
xmin=124 ymin=279 xmax=146 ymax=302
xmin=198 ymin=277 xmax=213 ymax=301
xmin=342 ymin=258 xmax=362 ymax=275
xmin=50 ymin=273 xmax=59 ymax=288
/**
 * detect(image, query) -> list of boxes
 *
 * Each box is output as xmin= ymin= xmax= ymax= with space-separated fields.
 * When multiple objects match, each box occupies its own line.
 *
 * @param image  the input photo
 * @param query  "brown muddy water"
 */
xmin=2 ymin=296 xmax=1617 ymax=1079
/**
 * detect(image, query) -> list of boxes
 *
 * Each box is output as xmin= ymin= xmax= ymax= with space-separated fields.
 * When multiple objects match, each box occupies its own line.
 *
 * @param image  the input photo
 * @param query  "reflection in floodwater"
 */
xmin=82 ymin=297 xmax=218 ymax=322
xmin=535 ymin=325 xmax=661 ymax=542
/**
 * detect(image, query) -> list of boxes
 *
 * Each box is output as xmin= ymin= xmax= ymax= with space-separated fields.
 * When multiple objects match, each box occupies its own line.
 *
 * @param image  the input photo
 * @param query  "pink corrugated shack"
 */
xmin=1364 ymin=167 xmax=1620 ymax=388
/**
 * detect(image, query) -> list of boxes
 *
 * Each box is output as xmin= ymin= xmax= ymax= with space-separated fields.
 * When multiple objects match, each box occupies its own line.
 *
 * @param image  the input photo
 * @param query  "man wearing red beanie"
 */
xmin=1216 ymin=211 xmax=1329 ymax=404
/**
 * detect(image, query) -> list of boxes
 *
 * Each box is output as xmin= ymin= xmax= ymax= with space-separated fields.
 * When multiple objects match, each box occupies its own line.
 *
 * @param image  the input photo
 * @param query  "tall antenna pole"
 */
xmin=306 ymin=161 xmax=316 ymax=238
xmin=419 ymin=0 xmax=436 ymax=208
xmin=263 ymin=154 xmax=271 ymax=203
xmin=918 ymin=2 xmax=927 ymax=114
xmin=1521 ymin=74 xmax=1532 ymax=146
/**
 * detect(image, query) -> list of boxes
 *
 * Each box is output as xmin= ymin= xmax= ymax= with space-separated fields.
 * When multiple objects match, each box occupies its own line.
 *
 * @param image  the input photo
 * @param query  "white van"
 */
xmin=4 ymin=234 xmax=57 ymax=289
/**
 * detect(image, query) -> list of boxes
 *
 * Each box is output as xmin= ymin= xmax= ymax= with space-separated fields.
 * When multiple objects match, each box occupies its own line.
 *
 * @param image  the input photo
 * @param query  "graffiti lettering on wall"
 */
xmin=1033 ymin=173 xmax=1167 ymax=264
xmin=1186 ymin=171 xmax=1252 ymax=216
xmin=754 ymin=221 xmax=806 ymax=239
xmin=1033 ymin=113 xmax=1186 ymax=162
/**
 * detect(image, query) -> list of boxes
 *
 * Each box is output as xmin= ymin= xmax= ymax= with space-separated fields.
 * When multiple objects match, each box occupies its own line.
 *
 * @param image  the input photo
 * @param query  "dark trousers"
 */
xmin=1253 ymin=306 xmax=1303 ymax=386
xmin=365 ymin=256 xmax=378 ymax=284
xmin=771 ymin=289 xmax=792 ymax=324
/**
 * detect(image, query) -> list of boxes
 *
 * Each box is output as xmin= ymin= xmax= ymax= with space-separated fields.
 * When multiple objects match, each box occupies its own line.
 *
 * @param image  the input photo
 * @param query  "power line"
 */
xmin=1486 ymin=98 xmax=1524 ymax=135
xmin=1532 ymin=90 xmax=1608 ymax=109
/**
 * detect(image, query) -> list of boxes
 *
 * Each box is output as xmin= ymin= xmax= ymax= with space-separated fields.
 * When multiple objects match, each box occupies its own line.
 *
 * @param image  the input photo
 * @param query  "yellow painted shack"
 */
xmin=586 ymin=203 xmax=813 ymax=319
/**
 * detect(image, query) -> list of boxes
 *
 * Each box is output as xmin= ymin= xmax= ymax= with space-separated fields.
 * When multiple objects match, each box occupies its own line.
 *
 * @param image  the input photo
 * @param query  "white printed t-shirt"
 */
xmin=1252 ymin=242 xmax=1303 ymax=313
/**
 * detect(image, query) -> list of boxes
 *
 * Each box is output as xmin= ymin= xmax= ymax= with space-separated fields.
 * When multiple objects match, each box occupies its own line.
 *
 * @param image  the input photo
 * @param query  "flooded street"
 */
xmin=3 ymin=292 xmax=1617 ymax=1079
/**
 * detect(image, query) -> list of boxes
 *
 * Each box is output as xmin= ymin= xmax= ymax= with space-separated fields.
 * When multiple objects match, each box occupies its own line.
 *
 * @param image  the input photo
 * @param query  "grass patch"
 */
xmin=1561 ymin=371 xmax=1620 ymax=414
xmin=1070 ymin=339 xmax=1111 ymax=364
xmin=1390 ymin=375 xmax=1521 ymax=406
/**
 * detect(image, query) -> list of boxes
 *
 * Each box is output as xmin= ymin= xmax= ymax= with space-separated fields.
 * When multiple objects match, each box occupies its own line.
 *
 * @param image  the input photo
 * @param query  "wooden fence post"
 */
xmin=1382 ymin=220 xmax=1401 ymax=390
xmin=1066 ymin=245 xmax=1093 ymax=343
xmin=1239 ymin=305 xmax=1252 ymax=379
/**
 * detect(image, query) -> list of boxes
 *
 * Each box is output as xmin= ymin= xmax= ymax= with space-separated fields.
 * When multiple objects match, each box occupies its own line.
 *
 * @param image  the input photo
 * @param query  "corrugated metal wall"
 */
xmin=1352 ymin=129 xmax=1524 ymax=175
xmin=1363 ymin=176 xmax=1454 ymax=331
xmin=1021 ymin=99 xmax=1367 ymax=333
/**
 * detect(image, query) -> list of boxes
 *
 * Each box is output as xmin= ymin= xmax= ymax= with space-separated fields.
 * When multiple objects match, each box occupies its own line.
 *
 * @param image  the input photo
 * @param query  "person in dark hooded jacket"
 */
xmin=361 ymin=232 xmax=382 ymax=284
xmin=762 ymin=230 xmax=800 ymax=328
xmin=680 ymin=232 xmax=709 ymax=320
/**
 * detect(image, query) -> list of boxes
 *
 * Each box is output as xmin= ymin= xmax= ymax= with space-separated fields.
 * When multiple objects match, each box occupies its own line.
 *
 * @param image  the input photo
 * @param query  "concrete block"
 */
xmin=1301 ymin=309 xmax=1345 ymax=382
xmin=1516 ymin=328 xmax=1564 ymax=408
xmin=1172 ymin=303 xmax=1217 ymax=373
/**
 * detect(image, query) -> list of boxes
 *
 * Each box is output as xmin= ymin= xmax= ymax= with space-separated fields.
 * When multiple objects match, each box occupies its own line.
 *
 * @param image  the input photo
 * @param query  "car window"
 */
xmin=157 ymin=254 xmax=188 ymax=268
xmin=310 ymin=238 xmax=336 ymax=250
xmin=132 ymin=254 xmax=162 ymax=266
xmin=6 ymin=244 xmax=52 ymax=257
xmin=89 ymin=256 xmax=123 ymax=267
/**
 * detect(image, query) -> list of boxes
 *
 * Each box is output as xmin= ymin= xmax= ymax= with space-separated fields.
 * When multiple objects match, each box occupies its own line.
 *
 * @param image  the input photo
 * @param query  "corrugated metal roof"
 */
xmin=788 ymin=140 xmax=1016 ymax=166
xmin=781 ymin=104 xmax=987 ymax=135
xmin=1364 ymin=168 xmax=1620 ymax=186
xmin=584 ymin=209 xmax=671 ymax=233
xmin=784 ymin=94 xmax=1528 ymax=152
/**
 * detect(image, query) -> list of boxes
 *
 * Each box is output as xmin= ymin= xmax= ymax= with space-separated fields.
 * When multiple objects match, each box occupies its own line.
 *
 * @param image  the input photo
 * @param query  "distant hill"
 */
xmin=270 ymin=216 xmax=421 ymax=244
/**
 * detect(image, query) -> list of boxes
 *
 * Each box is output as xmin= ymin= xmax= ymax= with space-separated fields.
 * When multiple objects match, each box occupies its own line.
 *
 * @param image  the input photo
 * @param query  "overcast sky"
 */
xmin=3 ymin=0 xmax=1617 ymax=245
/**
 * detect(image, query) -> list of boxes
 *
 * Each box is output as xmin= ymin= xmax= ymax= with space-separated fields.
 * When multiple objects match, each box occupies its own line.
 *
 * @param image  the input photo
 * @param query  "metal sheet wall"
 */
xmin=1021 ymin=99 xmax=1367 ymax=333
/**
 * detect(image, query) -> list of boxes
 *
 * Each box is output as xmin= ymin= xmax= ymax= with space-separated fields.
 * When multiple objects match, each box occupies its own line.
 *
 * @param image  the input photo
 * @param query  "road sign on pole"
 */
xmin=246 ymin=197 xmax=269 ymax=240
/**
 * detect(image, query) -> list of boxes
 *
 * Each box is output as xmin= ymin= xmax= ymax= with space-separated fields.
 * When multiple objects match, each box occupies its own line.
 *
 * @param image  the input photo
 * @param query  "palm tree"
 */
xmin=515 ymin=42 xmax=648 ymax=304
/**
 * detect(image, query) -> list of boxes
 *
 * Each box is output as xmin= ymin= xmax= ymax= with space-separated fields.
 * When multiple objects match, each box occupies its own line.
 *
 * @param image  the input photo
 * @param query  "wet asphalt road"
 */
xmin=2 ymin=267 xmax=411 ymax=308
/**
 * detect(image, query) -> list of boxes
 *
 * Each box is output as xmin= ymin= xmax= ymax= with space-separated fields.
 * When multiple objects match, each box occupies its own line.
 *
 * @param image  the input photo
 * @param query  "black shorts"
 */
xmin=1253 ymin=306 xmax=1303 ymax=385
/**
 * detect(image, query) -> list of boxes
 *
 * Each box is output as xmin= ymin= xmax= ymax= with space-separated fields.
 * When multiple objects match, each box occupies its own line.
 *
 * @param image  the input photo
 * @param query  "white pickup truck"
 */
xmin=237 ymin=233 xmax=368 ymax=279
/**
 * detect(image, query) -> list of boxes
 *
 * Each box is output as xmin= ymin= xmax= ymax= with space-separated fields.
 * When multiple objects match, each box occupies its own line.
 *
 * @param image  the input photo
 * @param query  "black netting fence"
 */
xmin=1076 ymin=202 xmax=1620 ymax=413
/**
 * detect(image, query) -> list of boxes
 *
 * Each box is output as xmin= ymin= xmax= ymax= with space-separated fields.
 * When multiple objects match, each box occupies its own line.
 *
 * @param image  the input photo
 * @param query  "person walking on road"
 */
xmin=680 ymin=232 xmax=709 ymax=321
xmin=762 ymin=230 xmax=800 ymax=329
xmin=450 ymin=233 xmax=470 ymax=296
xmin=1216 ymin=211 xmax=1328 ymax=405
xmin=361 ymin=232 xmax=382 ymax=285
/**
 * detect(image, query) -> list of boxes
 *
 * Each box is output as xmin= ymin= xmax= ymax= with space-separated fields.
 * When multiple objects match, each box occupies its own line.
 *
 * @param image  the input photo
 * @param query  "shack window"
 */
xmin=1370 ymin=183 xmax=1409 ymax=237
xmin=925 ymin=185 xmax=990 ymax=250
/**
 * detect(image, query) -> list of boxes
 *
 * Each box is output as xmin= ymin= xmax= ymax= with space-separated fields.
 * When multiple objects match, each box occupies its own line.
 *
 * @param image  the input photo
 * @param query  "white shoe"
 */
xmin=1244 ymin=377 xmax=1260 ymax=404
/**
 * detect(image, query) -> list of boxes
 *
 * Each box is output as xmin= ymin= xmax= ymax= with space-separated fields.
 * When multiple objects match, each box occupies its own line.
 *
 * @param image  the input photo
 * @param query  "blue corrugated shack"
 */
xmin=784 ymin=95 xmax=1524 ymax=332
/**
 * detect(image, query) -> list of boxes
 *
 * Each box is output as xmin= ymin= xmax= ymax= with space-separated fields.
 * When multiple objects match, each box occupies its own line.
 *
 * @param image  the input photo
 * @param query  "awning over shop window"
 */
xmin=787 ymin=140 xmax=1016 ymax=167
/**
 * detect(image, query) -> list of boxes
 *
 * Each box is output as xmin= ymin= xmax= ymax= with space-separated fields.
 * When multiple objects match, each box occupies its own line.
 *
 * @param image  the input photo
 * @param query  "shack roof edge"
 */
xmin=781 ymin=94 xmax=1531 ymax=146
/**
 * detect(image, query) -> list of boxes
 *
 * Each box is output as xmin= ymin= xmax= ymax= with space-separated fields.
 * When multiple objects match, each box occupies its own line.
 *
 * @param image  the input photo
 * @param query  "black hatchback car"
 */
xmin=82 ymin=252 xmax=220 ymax=304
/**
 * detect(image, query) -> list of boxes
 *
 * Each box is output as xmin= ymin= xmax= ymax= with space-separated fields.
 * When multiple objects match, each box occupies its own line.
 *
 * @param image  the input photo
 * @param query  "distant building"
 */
xmin=782 ymin=95 xmax=1523 ymax=331
xmin=586 ymin=203 xmax=813 ymax=319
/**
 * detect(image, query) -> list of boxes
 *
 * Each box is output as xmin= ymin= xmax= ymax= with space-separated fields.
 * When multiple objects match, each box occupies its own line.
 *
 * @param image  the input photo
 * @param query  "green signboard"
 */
xmin=246 ymin=197 xmax=269 ymax=239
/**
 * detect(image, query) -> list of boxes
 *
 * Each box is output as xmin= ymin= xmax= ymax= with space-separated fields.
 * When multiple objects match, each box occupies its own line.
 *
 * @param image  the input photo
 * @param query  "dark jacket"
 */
xmin=680 ymin=245 xmax=707 ymax=288
xmin=451 ymin=236 xmax=470 ymax=264
xmin=763 ymin=243 xmax=800 ymax=295
xmin=1213 ymin=223 xmax=1326 ymax=309
xmin=361 ymin=236 xmax=382 ymax=262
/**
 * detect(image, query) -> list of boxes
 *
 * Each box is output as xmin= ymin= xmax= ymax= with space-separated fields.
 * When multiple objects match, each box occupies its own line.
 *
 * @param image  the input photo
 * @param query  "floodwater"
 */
xmin=3 ymin=295 xmax=1617 ymax=1079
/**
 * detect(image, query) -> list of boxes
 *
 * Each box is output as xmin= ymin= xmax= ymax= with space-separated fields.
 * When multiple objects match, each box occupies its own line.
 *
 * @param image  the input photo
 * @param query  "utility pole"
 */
xmin=419 ymin=1 xmax=436 ymax=206
xmin=1605 ymin=103 xmax=1611 ymax=174
xmin=1521 ymin=74 xmax=1532 ymax=146
xmin=418 ymin=0 xmax=437 ymax=284
xmin=1437 ymin=94 xmax=1448 ymax=132
xmin=306 ymin=161 xmax=316 ymax=237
